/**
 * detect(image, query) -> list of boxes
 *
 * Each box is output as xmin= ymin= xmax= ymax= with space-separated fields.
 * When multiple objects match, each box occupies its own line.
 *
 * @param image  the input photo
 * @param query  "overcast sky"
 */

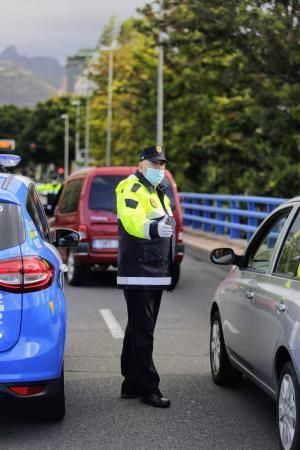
xmin=0 ymin=0 xmax=149 ymax=64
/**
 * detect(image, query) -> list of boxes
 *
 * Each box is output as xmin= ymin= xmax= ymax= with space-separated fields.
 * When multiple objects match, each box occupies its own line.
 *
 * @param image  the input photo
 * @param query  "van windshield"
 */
xmin=89 ymin=175 xmax=176 ymax=212
xmin=89 ymin=175 xmax=126 ymax=212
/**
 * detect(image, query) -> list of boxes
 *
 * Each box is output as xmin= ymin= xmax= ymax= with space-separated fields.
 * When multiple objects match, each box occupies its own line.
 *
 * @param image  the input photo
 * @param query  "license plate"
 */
xmin=92 ymin=239 xmax=118 ymax=249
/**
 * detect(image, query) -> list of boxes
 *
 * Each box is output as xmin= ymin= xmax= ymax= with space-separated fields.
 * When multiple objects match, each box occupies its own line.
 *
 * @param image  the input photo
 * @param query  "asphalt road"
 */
xmin=0 ymin=246 xmax=279 ymax=449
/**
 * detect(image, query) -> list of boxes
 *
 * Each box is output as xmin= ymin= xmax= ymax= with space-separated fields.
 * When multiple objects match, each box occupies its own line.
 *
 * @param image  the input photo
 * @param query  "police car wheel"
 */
xmin=210 ymin=311 xmax=242 ymax=386
xmin=32 ymin=365 xmax=65 ymax=422
xmin=67 ymin=250 xmax=84 ymax=286
xmin=44 ymin=365 xmax=65 ymax=422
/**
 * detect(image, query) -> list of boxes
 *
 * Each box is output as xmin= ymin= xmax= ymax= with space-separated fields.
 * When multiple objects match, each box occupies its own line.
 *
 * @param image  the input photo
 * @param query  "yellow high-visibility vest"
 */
xmin=116 ymin=174 xmax=172 ymax=239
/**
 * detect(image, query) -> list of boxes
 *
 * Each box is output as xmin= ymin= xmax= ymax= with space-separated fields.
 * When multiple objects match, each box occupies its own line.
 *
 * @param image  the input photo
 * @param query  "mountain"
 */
xmin=0 ymin=46 xmax=64 ymax=89
xmin=0 ymin=60 xmax=56 ymax=107
xmin=0 ymin=46 xmax=64 ymax=107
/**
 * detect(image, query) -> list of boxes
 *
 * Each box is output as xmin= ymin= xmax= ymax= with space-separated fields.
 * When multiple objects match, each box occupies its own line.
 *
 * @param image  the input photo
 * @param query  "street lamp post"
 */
xmin=101 ymin=44 xmax=118 ymax=166
xmin=61 ymin=114 xmax=69 ymax=178
xmin=106 ymin=49 xmax=113 ymax=166
xmin=71 ymin=99 xmax=81 ymax=164
xmin=157 ymin=0 xmax=164 ymax=146
xmin=85 ymin=95 xmax=90 ymax=167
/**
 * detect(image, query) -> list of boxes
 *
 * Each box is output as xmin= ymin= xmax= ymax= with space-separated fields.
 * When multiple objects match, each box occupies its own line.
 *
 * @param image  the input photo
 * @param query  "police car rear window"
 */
xmin=0 ymin=203 xmax=24 ymax=250
xmin=89 ymin=176 xmax=125 ymax=212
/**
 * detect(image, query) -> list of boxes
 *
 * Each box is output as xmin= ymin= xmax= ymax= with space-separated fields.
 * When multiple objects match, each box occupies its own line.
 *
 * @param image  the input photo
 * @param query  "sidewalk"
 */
xmin=183 ymin=226 xmax=247 ymax=255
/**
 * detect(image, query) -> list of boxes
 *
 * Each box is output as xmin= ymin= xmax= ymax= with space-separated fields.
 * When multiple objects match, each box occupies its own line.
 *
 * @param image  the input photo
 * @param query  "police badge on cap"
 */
xmin=140 ymin=145 xmax=167 ymax=162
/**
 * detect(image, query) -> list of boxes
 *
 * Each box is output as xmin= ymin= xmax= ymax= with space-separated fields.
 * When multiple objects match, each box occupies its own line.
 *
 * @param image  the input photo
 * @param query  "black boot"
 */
xmin=140 ymin=392 xmax=170 ymax=408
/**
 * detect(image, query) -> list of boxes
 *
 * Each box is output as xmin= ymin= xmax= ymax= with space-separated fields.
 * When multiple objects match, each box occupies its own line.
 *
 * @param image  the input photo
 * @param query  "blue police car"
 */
xmin=0 ymin=154 xmax=79 ymax=421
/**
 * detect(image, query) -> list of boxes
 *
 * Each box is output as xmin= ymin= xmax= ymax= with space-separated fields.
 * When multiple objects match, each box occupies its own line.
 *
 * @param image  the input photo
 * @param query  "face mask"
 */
xmin=145 ymin=167 xmax=165 ymax=186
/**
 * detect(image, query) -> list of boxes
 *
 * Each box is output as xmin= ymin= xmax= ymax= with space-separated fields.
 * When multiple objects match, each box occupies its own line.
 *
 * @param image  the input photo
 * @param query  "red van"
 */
xmin=48 ymin=167 xmax=184 ymax=286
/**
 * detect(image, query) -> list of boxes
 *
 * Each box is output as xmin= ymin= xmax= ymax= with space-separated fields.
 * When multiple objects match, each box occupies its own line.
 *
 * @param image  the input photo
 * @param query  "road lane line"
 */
xmin=99 ymin=309 xmax=124 ymax=339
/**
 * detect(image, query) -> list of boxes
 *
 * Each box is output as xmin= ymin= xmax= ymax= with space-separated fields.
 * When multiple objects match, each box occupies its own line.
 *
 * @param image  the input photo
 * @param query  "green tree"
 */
xmin=2 ymin=1 xmax=300 ymax=197
xmin=88 ymin=17 xmax=159 ymax=166
xmin=21 ymin=96 xmax=77 ymax=173
xmin=98 ymin=16 xmax=117 ymax=47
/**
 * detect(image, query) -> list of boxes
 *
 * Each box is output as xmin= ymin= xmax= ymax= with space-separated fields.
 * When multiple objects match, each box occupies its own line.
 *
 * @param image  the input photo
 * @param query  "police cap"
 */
xmin=140 ymin=145 xmax=167 ymax=163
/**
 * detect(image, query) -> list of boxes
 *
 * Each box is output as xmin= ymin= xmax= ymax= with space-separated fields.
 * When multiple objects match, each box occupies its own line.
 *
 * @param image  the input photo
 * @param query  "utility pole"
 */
xmin=106 ymin=50 xmax=113 ymax=166
xmin=156 ymin=0 xmax=164 ymax=146
xmin=101 ymin=43 xmax=118 ymax=166
xmin=61 ymin=114 xmax=69 ymax=178
xmin=85 ymin=95 xmax=90 ymax=167
xmin=72 ymin=100 xmax=81 ymax=163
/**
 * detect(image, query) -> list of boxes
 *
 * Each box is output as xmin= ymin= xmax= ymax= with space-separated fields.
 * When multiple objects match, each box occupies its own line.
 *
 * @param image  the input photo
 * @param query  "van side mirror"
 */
xmin=52 ymin=229 xmax=80 ymax=248
xmin=44 ymin=204 xmax=53 ymax=217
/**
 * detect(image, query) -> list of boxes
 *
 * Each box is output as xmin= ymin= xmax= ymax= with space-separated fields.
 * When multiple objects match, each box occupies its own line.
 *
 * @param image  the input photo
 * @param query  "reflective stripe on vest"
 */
xmin=117 ymin=276 xmax=171 ymax=285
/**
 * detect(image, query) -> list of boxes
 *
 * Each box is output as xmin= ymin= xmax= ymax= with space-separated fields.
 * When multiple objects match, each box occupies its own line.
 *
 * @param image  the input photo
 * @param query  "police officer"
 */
xmin=116 ymin=145 xmax=175 ymax=408
xmin=36 ymin=172 xmax=62 ymax=207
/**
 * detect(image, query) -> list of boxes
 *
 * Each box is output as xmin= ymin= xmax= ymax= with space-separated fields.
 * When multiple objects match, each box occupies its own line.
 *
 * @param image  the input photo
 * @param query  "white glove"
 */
xmin=158 ymin=216 xmax=173 ymax=238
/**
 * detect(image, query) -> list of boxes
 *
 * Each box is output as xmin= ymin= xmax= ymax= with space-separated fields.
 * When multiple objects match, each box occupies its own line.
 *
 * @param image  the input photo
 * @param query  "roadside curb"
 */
xmin=183 ymin=227 xmax=247 ymax=255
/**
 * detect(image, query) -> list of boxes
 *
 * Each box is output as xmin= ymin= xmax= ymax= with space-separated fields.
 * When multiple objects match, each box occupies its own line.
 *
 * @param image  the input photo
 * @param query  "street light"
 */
xmin=71 ymin=99 xmax=81 ymax=165
xmin=157 ymin=0 xmax=164 ymax=146
xmin=61 ymin=114 xmax=69 ymax=178
xmin=101 ymin=43 xmax=118 ymax=166
xmin=84 ymin=94 xmax=90 ymax=167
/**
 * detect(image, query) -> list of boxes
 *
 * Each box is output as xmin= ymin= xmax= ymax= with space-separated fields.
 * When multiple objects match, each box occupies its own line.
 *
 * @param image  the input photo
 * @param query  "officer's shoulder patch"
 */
xmin=150 ymin=198 xmax=158 ymax=208
xmin=131 ymin=183 xmax=141 ymax=193
xmin=125 ymin=198 xmax=138 ymax=209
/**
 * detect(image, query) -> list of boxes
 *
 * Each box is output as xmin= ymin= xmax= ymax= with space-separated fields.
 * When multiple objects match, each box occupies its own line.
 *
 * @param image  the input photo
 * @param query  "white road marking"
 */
xmin=99 ymin=309 xmax=124 ymax=339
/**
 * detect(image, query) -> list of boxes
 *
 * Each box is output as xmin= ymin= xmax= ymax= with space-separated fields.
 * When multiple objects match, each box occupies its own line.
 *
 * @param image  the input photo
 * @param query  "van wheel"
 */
xmin=172 ymin=262 xmax=180 ymax=288
xmin=277 ymin=362 xmax=300 ymax=450
xmin=210 ymin=311 xmax=242 ymax=385
xmin=67 ymin=250 xmax=84 ymax=286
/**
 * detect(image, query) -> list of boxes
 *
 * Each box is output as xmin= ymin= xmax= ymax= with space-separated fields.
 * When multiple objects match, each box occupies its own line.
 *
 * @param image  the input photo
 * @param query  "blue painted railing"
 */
xmin=180 ymin=193 xmax=286 ymax=240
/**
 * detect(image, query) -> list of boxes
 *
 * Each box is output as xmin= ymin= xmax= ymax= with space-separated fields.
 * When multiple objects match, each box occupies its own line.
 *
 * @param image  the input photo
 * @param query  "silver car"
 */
xmin=210 ymin=197 xmax=300 ymax=450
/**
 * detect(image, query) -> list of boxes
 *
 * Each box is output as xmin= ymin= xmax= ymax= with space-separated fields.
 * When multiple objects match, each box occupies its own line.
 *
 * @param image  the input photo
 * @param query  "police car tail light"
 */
xmin=0 ymin=258 xmax=22 ymax=291
xmin=0 ymin=257 xmax=53 ymax=292
xmin=78 ymin=224 xmax=88 ymax=241
xmin=22 ymin=257 xmax=53 ymax=291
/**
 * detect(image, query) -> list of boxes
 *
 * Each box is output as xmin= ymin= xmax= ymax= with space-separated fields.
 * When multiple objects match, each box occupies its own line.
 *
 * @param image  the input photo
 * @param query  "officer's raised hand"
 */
xmin=158 ymin=216 xmax=173 ymax=237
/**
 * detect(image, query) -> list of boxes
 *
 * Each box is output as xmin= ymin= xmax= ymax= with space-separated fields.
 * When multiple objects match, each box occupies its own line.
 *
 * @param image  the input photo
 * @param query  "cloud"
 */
xmin=0 ymin=0 xmax=148 ymax=63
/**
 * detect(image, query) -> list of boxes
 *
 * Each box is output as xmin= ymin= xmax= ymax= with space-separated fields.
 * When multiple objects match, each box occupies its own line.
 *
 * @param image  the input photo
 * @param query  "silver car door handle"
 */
xmin=245 ymin=290 xmax=255 ymax=300
xmin=276 ymin=300 xmax=286 ymax=313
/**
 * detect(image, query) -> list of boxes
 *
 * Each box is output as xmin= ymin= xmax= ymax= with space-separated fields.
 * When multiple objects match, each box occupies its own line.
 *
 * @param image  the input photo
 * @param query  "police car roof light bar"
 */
xmin=0 ymin=154 xmax=21 ymax=170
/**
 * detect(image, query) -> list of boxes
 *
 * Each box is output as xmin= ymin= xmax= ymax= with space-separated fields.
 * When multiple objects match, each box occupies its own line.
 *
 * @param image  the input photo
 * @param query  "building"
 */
xmin=65 ymin=49 xmax=97 ymax=94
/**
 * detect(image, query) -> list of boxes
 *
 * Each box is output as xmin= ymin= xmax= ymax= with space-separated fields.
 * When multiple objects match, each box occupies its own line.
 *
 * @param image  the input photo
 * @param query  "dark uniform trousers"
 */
xmin=121 ymin=289 xmax=163 ymax=395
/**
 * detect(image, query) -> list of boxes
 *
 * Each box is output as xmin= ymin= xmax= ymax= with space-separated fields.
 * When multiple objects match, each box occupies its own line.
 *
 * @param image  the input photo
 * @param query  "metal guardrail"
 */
xmin=180 ymin=193 xmax=286 ymax=240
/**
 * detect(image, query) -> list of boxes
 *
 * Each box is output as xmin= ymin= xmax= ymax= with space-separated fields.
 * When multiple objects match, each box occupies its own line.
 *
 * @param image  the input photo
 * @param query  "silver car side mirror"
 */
xmin=210 ymin=248 xmax=245 ymax=268
xmin=210 ymin=248 xmax=235 ymax=265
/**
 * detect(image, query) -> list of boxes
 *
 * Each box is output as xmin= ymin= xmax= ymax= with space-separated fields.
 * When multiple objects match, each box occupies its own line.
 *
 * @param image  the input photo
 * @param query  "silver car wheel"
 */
xmin=67 ymin=252 xmax=75 ymax=282
xmin=279 ymin=374 xmax=296 ymax=450
xmin=211 ymin=320 xmax=221 ymax=376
